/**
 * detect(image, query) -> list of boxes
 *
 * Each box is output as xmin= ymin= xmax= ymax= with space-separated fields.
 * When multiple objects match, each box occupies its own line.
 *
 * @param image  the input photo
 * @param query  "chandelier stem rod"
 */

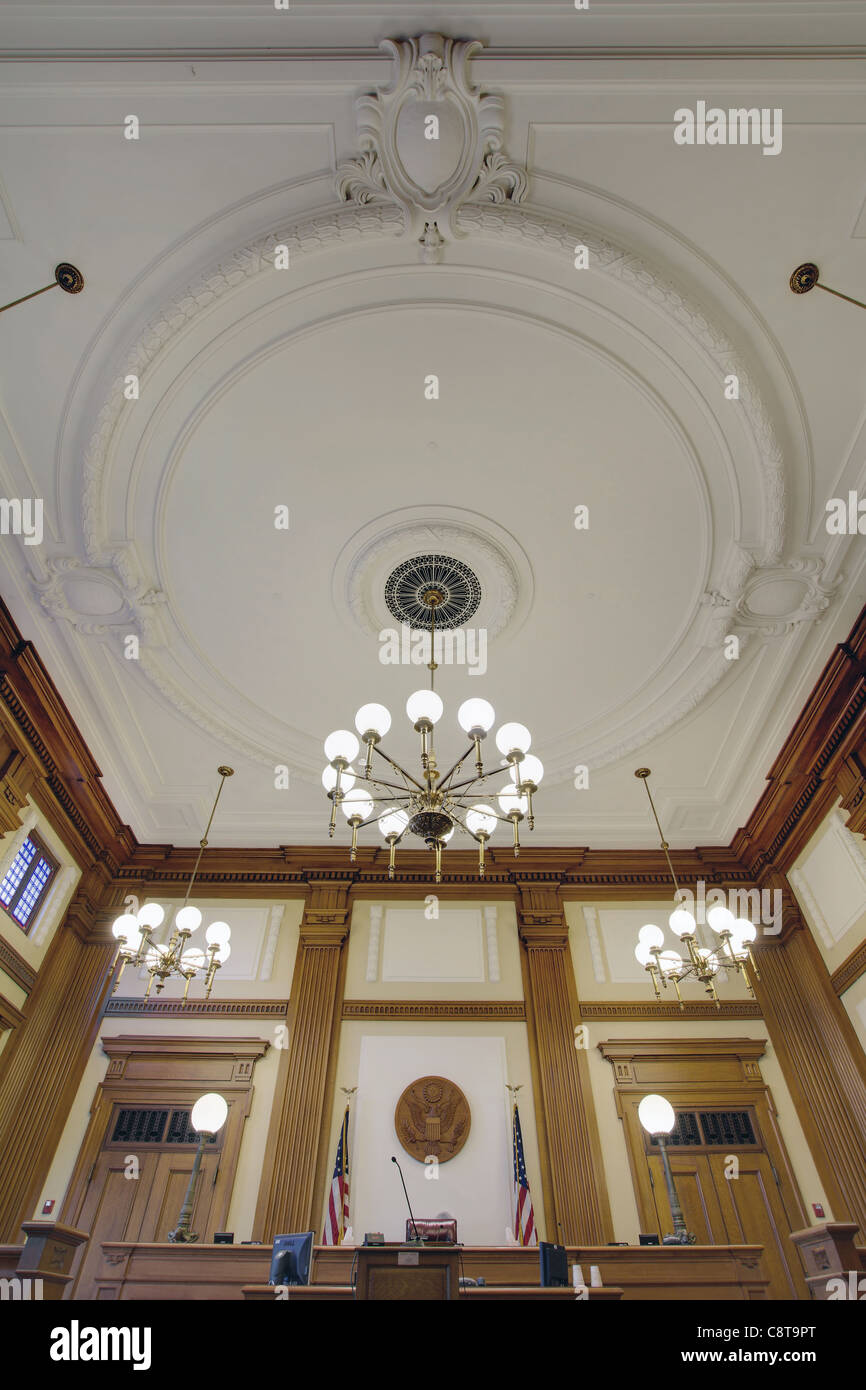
xmin=815 ymin=281 xmax=866 ymax=311
xmin=370 ymin=742 xmax=426 ymax=791
xmin=183 ymin=767 xmax=233 ymax=906
xmin=637 ymin=771 xmax=681 ymax=898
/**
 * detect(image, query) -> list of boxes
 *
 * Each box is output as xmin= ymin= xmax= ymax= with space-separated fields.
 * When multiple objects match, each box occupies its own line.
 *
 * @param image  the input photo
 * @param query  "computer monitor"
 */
xmin=539 ymin=1241 xmax=568 ymax=1288
xmin=213 ymin=1232 xmax=234 ymax=1245
xmin=639 ymin=1233 xmax=660 ymax=1246
xmin=268 ymin=1231 xmax=314 ymax=1286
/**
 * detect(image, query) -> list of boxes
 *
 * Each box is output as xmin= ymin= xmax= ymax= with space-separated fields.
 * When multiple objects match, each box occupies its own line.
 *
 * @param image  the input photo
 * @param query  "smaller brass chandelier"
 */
xmin=632 ymin=769 xmax=759 ymax=1009
xmin=111 ymin=767 xmax=234 ymax=1003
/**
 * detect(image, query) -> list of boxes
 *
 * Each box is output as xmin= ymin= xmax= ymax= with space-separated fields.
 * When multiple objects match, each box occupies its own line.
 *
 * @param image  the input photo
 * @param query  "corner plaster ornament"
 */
xmin=335 ymin=33 xmax=527 ymax=261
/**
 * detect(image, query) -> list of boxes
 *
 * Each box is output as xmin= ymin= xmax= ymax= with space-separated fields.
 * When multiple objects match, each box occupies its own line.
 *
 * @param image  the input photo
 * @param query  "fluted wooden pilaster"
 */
xmin=0 ymin=919 xmax=115 ymax=1241
xmin=754 ymin=920 xmax=866 ymax=1231
xmin=253 ymin=880 xmax=351 ymax=1240
xmin=517 ymin=881 xmax=612 ymax=1244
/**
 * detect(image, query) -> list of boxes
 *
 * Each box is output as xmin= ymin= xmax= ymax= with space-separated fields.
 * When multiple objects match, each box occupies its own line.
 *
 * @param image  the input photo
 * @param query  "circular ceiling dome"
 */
xmin=384 ymin=553 xmax=482 ymax=629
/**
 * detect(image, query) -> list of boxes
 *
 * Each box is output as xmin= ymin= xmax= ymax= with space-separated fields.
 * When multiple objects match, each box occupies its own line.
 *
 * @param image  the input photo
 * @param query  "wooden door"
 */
xmin=647 ymin=1149 xmax=806 ymax=1299
xmin=708 ymin=1152 xmax=804 ymax=1300
xmin=70 ymin=1116 xmax=222 ymax=1297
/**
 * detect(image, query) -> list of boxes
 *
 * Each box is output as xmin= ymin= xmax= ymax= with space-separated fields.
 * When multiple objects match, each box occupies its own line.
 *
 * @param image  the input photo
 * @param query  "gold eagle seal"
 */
xmin=394 ymin=1075 xmax=471 ymax=1163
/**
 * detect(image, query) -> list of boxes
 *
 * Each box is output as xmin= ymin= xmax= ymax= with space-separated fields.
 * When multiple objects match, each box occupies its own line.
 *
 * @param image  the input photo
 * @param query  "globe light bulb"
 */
xmin=379 ymin=808 xmax=409 ymax=839
xmin=175 ymin=905 xmax=202 ymax=933
xmin=354 ymin=703 xmax=391 ymax=739
xmin=509 ymin=754 xmax=544 ymax=788
xmin=406 ymin=690 xmax=443 ymax=725
xmin=322 ymin=764 xmax=356 ymax=793
xmin=341 ymin=788 xmax=374 ymax=821
xmin=191 ymin=1092 xmax=228 ymax=1135
xmin=324 ymin=729 xmax=360 ymax=764
xmin=638 ymin=1093 xmax=675 ymax=1135
xmin=205 ymin=921 xmax=231 ymax=946
xmin=658 ymin=949 xmax=683 ymax=976
xmin=669 ymin=907 xmax=697 ymax=938
xmin=457 ymin=698 xmax=496 ymax=735
xmin=732 ymin=918 xmax=757 ymax=945
xmin=212 ymin=941 xmax=231 ymax=964
xmin=495 ymin=722 xmax=532 ymax=757
xmin=638 ymin=923 xmax=665 ymax=949
xmin=466 ymin=804 xmax=498 ymax=837
xmin=498 ymin=786 xmax=528 ymax=816
xmin=137 ymin=902 xmax=165 ymax=930
xmin=112 ymin=913 xmax=139 ymax=941
xmin=181 ymin=948 xmax=207 ymax=972
xmin=634 ymin=942 xmax=654 ymax=968
xmin=707 ymin=904 xmax=735 ymax=934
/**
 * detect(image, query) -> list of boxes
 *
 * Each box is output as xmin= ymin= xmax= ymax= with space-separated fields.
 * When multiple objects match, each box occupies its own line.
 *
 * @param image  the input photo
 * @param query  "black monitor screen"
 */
xmin=539 ymin=1241 xmax=568 ymax=1288
xmin=269 ymin=1231 xmax=314 ymax=1286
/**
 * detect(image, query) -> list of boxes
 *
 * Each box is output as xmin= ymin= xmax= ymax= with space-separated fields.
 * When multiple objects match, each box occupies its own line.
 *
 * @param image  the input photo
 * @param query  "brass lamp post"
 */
xmin=167 ymin=1092 xmax=228 ymax=1244
xmin=638 ymin=1093 xmax=695 ymax=1246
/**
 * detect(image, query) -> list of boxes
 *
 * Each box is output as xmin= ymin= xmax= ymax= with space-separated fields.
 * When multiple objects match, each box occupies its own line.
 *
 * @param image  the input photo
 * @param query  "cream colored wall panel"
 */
xmin=324 ymin=1019 xmax=542 ymax=1244
xmin=0 ymin=970 xmax=26 ymax=1012
xmin=346 ymin=899 xmax=523 ymax=999
xmin=792 ymin=805 xmax=866 ymax=971
xmin=381 ymin=907 xmax=484 ymax=983
xmin=586 ymin=1019 xmax=832 ymax=1242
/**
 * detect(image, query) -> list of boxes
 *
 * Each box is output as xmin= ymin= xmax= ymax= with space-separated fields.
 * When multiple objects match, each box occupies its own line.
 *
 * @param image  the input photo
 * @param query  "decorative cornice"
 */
xmin=104 ymin=997 xmax=289 ymax=1018
xmin=0 ymin=932 xmax=36 ymax=994
xmin=831 ymin=940 xmax=866 ymax=997
xmin=581 ymin=1000 xmax=762 ymax=1021
xmin=342 ymin=999 xmax=526 ymax=1020
xmin=0 ymin=992 xmax=25 ymax=1033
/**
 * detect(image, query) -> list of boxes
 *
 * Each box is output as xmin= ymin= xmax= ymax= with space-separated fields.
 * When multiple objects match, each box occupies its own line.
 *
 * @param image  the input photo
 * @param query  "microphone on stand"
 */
xmin=391 ymin=1155 xmax=423 ymax=1244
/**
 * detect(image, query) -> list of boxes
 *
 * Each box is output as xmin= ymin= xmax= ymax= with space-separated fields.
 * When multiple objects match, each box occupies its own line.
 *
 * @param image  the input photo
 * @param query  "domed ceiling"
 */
xmin=1 ymin=3 xmax=865 ymax=848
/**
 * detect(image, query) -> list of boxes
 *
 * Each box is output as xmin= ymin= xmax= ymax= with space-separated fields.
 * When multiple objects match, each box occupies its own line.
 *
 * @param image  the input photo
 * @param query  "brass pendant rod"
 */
xmin=0 ymin=263 xmax=84 ymax=315
xmin=635 ymin=768 xmax=681 ymax=897
xmin=815 ymin=282 xmax=866 ymax=311
xmin=436 ymin=742 xmax=477 ymax=790
xmin=182 ymin=766 xmax=233 ymax=906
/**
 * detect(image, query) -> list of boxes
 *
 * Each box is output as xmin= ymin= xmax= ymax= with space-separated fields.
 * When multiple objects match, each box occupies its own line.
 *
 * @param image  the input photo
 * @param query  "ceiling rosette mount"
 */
xmin=335 ymin=33 xmax=527 ymax=261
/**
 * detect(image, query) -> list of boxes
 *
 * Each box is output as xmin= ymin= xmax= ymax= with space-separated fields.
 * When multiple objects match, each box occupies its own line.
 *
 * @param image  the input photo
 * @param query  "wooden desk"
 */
xmin=94 ymin=1241 xmax=768 ymax=1301
xmin=356 ymin=1244 xmax=460 ymax=1300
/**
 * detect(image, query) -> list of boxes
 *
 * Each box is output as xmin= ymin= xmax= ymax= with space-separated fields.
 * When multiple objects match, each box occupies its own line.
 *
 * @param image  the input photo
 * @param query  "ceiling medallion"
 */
xmin=384 ymin=553 xmax=481 ymax=630
xmin=395 ymin=1076 xmax=471 ymax=1163
xmin=322 ymin=588 xmax=543 ymax=882
xmin=335 ymin=32 xmax=527 ymax=262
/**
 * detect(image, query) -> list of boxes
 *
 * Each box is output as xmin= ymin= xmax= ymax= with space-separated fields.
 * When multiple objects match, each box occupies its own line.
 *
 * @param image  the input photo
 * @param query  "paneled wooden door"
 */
xmin=646 ymin=1146 xmax=806 ymax=1299
xmin=71 ymin=1137 xmax=221 ymax=1298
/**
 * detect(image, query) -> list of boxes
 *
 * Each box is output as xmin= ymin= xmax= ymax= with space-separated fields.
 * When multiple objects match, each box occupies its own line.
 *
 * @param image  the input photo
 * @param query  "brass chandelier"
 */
xmin=322 ymin=590 xmax=542 ymax=881
xmin=632 ymin=769 xmax=759 ymax=1008
xmin=110 ymin=767 xmax=234 ymax=1003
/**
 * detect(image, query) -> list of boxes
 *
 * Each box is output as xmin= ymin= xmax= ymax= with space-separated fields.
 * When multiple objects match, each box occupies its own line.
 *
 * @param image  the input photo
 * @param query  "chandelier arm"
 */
xmin=444 ymin=767 xmax=502 ymax=795
xmin=370 ymin=742 xmax=426 ymax=791
xmin=437 ymin=742 xmax=477 ymax=790
xmin=355 ymin=774 xmax=418 ymax=797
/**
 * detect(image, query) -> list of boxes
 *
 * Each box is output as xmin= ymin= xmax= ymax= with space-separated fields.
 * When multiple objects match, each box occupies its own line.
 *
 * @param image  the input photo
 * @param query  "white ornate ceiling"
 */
xmin=1 ymin=3 xmax=866 ymax=847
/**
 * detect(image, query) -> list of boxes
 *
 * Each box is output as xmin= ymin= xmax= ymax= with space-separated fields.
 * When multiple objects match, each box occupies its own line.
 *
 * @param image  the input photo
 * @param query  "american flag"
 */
xmin=512 ymin=1102 xmax=537 ymax=1246
xmin=322 ymin=1105 xmax=351 ymax=1245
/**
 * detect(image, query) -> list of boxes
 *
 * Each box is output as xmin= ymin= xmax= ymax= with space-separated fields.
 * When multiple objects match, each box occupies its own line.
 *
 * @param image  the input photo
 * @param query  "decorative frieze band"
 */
xmin=105 ymin=997 xmax=289 ymax=1018
xmin=579 ymin=1000 xmax=762 ymax=1021
xmin=342 ymin=999 xmax=526 ymax=1020
xmin=831 ymin=939 xmax=866 ymax=996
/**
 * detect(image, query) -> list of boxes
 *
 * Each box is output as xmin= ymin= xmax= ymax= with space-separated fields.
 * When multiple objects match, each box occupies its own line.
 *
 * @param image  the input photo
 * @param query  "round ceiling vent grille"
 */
xmin=384 ymin=554 xmax=482 ymax=630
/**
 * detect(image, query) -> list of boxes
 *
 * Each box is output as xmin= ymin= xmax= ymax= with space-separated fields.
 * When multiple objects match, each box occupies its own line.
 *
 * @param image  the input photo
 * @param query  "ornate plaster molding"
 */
xmin=335 ymin=34 xmax=526 ymax=260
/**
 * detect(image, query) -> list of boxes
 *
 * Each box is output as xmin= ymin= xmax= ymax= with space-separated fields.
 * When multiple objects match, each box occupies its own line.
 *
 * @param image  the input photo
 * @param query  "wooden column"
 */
xmin=753 ymin=885 xmax=866 ymax=1232
xmin=0 ymin=887 xmax=117 ymax=1242
xmin=254 ymin=878 xmax=351 ymax=1241
xmin=517 ymin=880 xmax=612 ymax=1244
